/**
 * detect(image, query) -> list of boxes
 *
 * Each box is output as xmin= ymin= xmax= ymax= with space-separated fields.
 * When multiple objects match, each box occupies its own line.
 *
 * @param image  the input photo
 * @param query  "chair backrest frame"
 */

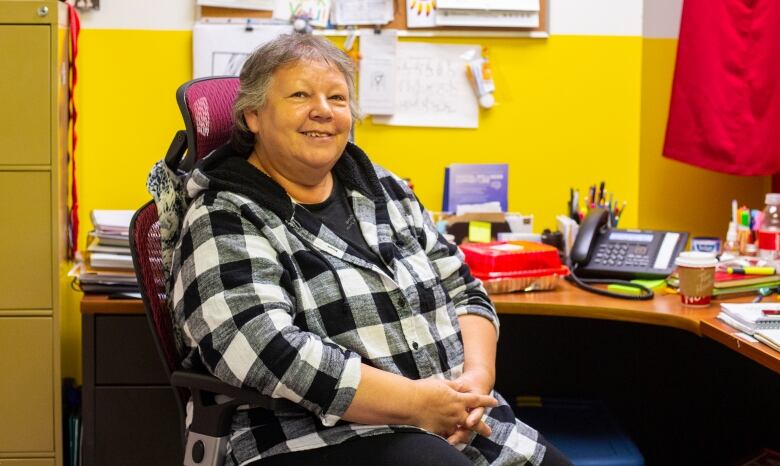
xmin=129 ymin=201 xmax=187 ymax=428
xmin=175 ymin=76 xmax=240 ymax=171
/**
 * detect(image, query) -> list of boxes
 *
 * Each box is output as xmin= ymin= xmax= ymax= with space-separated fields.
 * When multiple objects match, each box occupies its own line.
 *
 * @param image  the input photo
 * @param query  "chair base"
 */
xmin=184 ymin=431 xmax=229 ymax=466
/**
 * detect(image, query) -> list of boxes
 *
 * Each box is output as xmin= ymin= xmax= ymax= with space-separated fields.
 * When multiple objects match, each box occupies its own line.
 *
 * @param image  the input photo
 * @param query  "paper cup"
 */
xmin=675 ymin=252 xmax=718 ymax=307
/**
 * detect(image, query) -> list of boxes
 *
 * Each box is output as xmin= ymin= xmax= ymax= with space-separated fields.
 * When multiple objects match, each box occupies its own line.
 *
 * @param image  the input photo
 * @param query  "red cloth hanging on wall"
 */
xmin=663 ymin=0 xmax=780 ymax=176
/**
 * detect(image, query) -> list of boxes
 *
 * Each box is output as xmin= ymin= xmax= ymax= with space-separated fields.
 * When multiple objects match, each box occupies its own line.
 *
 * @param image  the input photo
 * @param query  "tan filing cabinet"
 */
xmin=0 ymin=2 xmax=69 ymax=465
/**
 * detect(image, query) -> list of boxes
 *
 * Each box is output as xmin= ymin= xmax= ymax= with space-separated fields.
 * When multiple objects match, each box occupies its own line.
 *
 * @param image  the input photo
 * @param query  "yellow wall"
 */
xmin=62 ymin=31 xmax=767 ymax=382
xmin=63 ymin=29 xmax=192 ymax=381
xmin=637 ymin=38 xmax=768 ymax=236
xmin=359 ymin=35 xmax=642 ymax=230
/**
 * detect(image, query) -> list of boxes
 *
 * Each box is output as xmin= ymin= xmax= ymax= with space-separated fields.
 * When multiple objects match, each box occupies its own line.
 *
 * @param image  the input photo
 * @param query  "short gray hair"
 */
xmin=231 ymin=34 xmax=359 ymax=154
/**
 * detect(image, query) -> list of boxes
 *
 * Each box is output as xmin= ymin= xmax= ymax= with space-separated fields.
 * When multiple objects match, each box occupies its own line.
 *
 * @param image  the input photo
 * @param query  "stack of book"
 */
xmin=71 ymin=210 xmax=139 ymax=295
xmin=667 ymin=270 xmax=780 ymax=298
xmin=717 ymin=302 xmax=780 ymax=352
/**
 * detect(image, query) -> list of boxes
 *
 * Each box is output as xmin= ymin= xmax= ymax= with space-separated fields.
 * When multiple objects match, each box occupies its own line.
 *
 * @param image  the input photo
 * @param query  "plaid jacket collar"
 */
xmin=187 ymin=142 xmax=397 ymax=274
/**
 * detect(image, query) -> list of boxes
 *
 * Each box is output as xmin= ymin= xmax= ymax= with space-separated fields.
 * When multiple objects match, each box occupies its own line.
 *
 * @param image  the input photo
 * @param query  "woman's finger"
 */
xmin=471 ymin=419 xmax=492 ymax=438
xmin=465 ymin=407 xmax=485 ymax=428
xmin=462 ymin=392 xmax=498 ymax=408
xmin=447 ymin=428 xmax=471 ymax=445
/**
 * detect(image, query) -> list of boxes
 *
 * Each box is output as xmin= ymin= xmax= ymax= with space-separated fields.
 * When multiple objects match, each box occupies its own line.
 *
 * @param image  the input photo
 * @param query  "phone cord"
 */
xmin=566 ymin=264 xmax=655 ymax=300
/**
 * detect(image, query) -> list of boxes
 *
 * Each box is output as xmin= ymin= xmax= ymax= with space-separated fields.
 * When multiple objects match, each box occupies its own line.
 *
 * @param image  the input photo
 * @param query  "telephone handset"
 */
xmin=567 ymin=208 xmax=689 ymax=300
xmin=570 ymin=208 xmax=610 ymax=267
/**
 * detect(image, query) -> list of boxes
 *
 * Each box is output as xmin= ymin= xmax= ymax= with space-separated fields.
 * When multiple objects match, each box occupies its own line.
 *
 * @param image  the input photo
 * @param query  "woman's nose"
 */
xmin=309 ymin=95 xmax=333 ymax=120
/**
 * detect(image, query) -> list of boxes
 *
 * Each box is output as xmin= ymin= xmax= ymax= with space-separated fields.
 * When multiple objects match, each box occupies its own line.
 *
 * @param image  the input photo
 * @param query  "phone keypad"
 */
xmin=592 ymin=243 xmax=649 ymax=269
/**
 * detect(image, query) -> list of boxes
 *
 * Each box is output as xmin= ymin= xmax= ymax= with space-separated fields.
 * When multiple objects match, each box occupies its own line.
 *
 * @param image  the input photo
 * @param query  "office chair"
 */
xmin=165 ymin=76 xmax=241 ymax=172
xmin=131 ymin=76 xmax=291 ymax=466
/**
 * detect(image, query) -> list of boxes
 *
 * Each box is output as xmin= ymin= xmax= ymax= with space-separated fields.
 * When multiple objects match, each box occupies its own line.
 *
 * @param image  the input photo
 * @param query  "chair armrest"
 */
xmin=171 ymin=370 xmax=276 ymax=408
xmin=170 ymin=370 xmax=297 ymax=437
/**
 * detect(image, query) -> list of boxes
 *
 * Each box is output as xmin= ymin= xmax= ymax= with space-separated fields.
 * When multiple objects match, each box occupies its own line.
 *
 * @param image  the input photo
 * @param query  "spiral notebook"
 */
xmin=754 ymin=329 xmax=780 ymax=353
xmin=718 ymin=303 xmax=780 ymax=334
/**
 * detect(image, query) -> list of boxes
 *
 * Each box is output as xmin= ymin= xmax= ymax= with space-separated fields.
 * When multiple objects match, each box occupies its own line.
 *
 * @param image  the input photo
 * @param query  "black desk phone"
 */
xmin=570 ymin=208 xmax=689 ymax=280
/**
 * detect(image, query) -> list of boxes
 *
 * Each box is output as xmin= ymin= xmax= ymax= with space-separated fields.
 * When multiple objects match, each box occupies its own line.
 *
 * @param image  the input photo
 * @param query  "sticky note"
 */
xmin=468 ymin=221 xmax=492 ymax=243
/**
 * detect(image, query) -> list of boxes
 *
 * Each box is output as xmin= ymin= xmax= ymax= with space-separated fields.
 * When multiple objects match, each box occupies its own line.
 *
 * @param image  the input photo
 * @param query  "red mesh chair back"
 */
xmin=130 ymin=201 xmax=180 ymax=377
xmin=176 ymin=76 xmax=240 ymax=168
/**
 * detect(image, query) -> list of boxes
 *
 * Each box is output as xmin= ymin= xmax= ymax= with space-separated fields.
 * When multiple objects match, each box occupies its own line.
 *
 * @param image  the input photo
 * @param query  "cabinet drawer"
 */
xmin=0 ymin=317 xmax=54 ymax=452
xmin=92 ymin=387 xmax=181 ymax=466
xmin=0 ymin=459 xmax=55 ymax=466
xmin=95 ymin=315 xmax=168 ymax=385
xmin=0 ymin=172 xmax=52 ymax=310
xmin=0 ymin=25 xmax=50 ymax=165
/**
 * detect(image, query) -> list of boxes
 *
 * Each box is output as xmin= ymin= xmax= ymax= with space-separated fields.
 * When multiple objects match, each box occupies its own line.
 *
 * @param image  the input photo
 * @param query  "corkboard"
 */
xmin=201 ymin=0 xmax=548 ymax=35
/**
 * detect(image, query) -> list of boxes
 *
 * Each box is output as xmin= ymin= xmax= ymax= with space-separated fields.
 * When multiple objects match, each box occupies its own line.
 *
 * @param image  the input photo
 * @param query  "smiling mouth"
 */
xmin=301 ymin=131 xmax=334 ymax=138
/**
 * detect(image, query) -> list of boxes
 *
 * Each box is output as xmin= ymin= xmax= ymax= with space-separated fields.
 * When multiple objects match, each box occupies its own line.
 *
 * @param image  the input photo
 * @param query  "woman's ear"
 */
xmin=243 ymin=108 xmax=260 ymax=133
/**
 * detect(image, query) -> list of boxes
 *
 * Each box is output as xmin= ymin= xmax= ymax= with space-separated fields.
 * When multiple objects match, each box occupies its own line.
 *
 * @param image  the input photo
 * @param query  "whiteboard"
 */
xmin=193 ymin=22 xmax=293 ymax=78
xmin=372 ymin=42 xmax=480 ymax=129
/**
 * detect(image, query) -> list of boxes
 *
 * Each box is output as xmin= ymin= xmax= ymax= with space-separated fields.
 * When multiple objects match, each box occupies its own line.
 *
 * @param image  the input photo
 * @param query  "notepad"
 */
xmin=754 ymin=329 xmax=780 ymax=353
xmin=718 ymin=303 xmax=780 ymax=334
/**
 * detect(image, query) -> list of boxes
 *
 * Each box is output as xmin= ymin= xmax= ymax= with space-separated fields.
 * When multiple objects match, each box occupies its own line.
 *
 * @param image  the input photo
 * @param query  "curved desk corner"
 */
xmin=491 ymin=281 xmax=719 ymax=335
xmin=491 ymin=281 xmax=780 ymax=374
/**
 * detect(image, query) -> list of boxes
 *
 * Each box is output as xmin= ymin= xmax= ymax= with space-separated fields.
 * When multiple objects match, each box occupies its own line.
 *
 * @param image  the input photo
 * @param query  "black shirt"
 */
xmin=301 ymin=174 xmax=378 ymax=263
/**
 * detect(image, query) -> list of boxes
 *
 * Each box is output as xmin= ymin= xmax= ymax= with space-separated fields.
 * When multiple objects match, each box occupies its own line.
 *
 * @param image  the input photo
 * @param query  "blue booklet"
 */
xmin=442 ymin=163 xmax=508 ymax=213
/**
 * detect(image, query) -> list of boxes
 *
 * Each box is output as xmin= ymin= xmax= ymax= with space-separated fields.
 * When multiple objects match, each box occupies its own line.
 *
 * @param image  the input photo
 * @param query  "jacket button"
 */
xmin=412 ymin=342 xmax=419 ymax=350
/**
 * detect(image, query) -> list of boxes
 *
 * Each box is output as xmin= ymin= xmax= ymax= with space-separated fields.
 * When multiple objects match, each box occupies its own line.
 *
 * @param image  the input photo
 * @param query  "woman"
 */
xmin=170 ymin=34 xmax=571 ymax=466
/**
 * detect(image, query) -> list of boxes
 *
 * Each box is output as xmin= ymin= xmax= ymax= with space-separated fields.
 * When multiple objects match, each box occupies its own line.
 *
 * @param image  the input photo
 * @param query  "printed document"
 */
xmin=358 ymin=30 xmax=397 ymax=115
xmin=373 ymin=42 xmax=479 ymax=128
xmin=332 ymin=0 xmax=394 ymax=25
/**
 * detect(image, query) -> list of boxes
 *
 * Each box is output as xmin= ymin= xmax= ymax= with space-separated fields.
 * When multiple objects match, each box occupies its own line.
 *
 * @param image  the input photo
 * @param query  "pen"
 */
xmin=726 ymin=266 xmax=777 ymax=275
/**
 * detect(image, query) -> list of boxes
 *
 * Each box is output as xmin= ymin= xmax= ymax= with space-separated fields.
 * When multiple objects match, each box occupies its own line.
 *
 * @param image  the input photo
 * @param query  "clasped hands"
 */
xmin=411 ymin=370 xmax=497 ymax=446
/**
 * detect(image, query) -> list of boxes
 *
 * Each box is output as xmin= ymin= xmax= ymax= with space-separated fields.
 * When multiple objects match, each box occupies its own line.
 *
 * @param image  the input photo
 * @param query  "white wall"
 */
xmin=642 ymin=0 xmax=683 ymax=38
xmin=77 ymin=0 xmax=680 ymax=38
xmin=77 ymin=0 xmax=195 ymax=30
xmin=550 ymin=0 xmax=643 ymax=36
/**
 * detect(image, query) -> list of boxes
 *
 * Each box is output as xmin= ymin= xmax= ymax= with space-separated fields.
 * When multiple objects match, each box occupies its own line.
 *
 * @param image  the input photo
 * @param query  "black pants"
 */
xmin=249 ymin=432 xmax=573 ymax=466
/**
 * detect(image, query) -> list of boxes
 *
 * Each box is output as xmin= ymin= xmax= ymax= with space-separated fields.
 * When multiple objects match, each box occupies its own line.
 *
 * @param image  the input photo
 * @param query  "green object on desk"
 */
xmin=607 ymin=279 xmax=667 ymax=296
xmin=468 ymin=221 xmax=492 ymax=243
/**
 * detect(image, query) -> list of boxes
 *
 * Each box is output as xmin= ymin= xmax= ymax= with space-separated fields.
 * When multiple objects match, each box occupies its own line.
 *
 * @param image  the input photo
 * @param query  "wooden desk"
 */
xmin=80 ymin=295 xmax=181 ymax=466
xmin=490 ymin=281 xmax=780 ymax=374
xmin=700 ymin=317 xmax=780 ymax=374
xmin=81 ymin=286 xmax=780 ymax=466
xmin=81 ymin=282 xmax=780 ymax=375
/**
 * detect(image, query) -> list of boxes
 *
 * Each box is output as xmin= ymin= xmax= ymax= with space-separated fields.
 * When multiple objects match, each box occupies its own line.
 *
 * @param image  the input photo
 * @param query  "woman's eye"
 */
xmin=291 ymin=91 xmax=307 ymax=98
xmin=330 ymin=95 xmax=347 ymax=102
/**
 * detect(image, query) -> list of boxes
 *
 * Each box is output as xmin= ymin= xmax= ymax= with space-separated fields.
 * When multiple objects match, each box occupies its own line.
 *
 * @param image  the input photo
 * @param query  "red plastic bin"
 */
xmin=460 ymin=241 xmax=569 ymax=293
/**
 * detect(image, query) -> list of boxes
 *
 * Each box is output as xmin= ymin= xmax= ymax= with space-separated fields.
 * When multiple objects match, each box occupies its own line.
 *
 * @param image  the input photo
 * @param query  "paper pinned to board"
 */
xmin=332 ymin=0 xmax=394 ymax=25
xmin=406 ymin=0 xmax=437 ymax=28
xmin=436 ymin=0 xmax=539 ymax=11
xmin=272 ymin=0 xmax=331 ymax=27
xmin=372 ymin=42 xmax=479 ymax=128
xmin=435 ymin=9 xmax=539 ymax=28
xmin=358 ymin=30 xmax=397 ymax=115
xmin=193 ymin=22 xmax=293 ymax=78
xmin=196 ymin=0 xmax=275 ymax=10
xmin=435 ymin=0 xmax=539 ymax=28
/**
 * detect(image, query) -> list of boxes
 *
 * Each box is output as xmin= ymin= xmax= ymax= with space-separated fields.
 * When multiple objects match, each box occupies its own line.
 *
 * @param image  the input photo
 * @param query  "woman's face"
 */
xmin=244 ymin=59 xmax=353 ymax=181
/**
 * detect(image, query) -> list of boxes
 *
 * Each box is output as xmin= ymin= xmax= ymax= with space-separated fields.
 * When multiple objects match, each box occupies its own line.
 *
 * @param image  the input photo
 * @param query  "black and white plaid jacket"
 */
xmin=170 ymin=143 xmax=544 ymax=465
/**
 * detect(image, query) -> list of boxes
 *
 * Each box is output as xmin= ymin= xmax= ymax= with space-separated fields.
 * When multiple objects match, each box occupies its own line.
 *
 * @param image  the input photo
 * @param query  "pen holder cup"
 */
xmin=675 ymin=252 xmax=718 ymax=307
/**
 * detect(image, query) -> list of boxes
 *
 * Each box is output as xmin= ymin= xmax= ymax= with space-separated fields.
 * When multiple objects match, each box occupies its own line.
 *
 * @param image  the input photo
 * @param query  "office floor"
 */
xmin=495 ymin=315 xmax=780 ymax=466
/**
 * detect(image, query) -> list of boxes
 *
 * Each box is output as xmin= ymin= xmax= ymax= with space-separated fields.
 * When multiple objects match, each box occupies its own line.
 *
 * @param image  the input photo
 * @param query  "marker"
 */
xmin=726 ymin=266 xmax=777 ymax=275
